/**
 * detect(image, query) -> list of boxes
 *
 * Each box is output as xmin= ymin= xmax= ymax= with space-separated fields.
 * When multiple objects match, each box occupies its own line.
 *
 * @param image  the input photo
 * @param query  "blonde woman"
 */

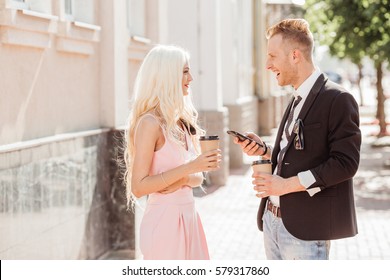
xmin=124 ymin=45 xmax=221 ymax=260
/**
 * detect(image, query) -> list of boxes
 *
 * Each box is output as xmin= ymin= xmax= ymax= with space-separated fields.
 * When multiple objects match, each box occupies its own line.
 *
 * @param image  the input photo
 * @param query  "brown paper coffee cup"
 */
xmin=199 ymin=135 xmax=219 ymax=153
xmin=252 ymin=159 xmax=272 ymax=174
xmin=252 ymin=159 xmax=272 ymax=196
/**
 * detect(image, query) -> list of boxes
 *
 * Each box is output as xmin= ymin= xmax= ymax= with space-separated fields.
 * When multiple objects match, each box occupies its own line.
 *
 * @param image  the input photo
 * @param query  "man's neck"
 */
xmin=293 ymin=64 xmax=316 ymax=90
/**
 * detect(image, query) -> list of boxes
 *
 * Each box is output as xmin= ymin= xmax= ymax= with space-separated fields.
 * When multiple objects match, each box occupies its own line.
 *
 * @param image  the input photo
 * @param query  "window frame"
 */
xmin=61 ymin=0 xmax=95 ymax=25
xmin=127 ymin=0 xmax=146 ymax=37
xmin=63 ymin=0 xmax=75 ymax=21
xmin=8 ymin=0 xmax=29 ymax=10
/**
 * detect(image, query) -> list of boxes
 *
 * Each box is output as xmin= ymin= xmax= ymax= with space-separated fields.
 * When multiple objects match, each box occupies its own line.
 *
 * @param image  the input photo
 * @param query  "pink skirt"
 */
xmin=139 ymin=187 xmax=210 ymax=260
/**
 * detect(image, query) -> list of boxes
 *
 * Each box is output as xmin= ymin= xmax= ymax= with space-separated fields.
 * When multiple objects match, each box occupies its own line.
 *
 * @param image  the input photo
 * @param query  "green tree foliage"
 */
xmin=304 ymin=0 xmax=390 ymax=136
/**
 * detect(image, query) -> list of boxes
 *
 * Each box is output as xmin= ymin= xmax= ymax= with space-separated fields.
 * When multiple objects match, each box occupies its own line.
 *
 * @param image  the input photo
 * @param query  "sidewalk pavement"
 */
xmin=195 ymin=109 xmax=390 ymax=260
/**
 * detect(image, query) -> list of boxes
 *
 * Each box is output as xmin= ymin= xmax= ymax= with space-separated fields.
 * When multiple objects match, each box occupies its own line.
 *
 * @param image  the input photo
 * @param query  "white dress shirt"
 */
xmin=270 ymin=68 xmax=322 ymax=207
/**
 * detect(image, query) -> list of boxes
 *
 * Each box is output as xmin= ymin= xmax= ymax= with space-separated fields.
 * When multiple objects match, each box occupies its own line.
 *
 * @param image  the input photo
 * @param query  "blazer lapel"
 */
xmin=297 ymin=74 xmax=328 ymax=121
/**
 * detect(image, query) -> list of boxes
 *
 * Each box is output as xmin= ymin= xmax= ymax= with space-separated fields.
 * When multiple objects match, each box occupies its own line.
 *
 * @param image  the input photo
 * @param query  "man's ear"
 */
xmin=292 ymin=49 xmax=301 ymax=63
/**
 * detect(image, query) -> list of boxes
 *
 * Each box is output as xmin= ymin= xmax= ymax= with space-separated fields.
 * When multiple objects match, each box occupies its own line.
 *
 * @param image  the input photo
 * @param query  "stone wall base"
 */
xmin=0 ymin=129 xmax=134 ymax=259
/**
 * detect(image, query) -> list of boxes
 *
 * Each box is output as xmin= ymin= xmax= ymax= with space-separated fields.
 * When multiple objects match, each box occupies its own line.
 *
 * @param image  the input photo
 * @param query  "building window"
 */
xmin=64 ymin=0 xmax=73 ymax=16
xmin=8 ymin=1 xmax=52 ymax=13
xmin=127 ymin=0 xmax=146 ymax=37
xmin=63 ymin=0 xmax=95 ymax=24
xmin=9 ymin=0 xmax=27 ymax=9
xmin=22 ymin=0 xmax=52 ymax=14
xmin=11 ymin=0 xmax=26 ymax=4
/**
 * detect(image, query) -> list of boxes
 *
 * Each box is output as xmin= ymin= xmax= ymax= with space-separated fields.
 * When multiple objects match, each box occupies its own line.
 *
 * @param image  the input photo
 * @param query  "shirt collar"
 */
xmin=294 ymin=68 xmax=321 ymax=99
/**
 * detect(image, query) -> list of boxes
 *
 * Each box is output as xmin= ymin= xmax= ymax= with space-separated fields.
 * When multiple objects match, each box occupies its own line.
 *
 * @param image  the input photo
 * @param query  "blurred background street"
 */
xmin=1 ymin=0 xmax=389 ymax=260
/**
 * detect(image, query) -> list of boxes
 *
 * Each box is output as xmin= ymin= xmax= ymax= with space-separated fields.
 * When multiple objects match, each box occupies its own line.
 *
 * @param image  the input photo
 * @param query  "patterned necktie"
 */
xmin=276 ymin=96 xmax=302 ymax=175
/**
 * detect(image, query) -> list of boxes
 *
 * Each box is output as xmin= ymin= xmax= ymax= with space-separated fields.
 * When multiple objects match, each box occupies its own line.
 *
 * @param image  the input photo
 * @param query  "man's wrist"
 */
xmin=286 ymin=176 xmax=306 ymax=193
xmin=259 ymin=142 xmax=268 ymax=156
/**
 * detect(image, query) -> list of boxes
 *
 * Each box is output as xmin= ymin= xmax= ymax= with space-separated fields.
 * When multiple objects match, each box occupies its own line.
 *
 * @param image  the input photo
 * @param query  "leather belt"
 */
xmin=267 ymin=200 xmax=281 ymax=218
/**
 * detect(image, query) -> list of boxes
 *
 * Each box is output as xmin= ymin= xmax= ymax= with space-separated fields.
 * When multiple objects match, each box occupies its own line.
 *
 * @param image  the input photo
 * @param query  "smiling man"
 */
xmin=234 ymin=18 xmax=361 ymax=260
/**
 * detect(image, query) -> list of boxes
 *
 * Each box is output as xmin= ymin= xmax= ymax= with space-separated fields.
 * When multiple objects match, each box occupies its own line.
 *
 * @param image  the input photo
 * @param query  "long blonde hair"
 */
xmin=124 ymin=45 xmax=204 ymax=209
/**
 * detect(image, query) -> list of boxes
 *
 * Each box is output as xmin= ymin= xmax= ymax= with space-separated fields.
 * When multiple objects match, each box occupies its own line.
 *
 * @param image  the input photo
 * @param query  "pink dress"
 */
xmin=138 ymin=116 xmax=210 ymax=260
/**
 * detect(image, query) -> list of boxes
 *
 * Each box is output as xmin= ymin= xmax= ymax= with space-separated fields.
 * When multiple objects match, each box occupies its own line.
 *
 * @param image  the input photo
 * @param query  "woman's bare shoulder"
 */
xmin=136 ymin=114 xmax=162 ymax=135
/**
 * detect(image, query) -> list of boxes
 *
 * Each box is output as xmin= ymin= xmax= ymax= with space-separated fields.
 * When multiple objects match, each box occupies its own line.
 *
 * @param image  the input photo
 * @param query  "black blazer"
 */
xmin=257 ymin=74 xmax=361 ymax=240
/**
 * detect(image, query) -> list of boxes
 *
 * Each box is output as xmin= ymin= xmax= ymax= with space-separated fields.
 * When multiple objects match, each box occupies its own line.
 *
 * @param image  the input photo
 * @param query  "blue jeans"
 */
xmin=263 ymin=210 xmax=330 ymax=260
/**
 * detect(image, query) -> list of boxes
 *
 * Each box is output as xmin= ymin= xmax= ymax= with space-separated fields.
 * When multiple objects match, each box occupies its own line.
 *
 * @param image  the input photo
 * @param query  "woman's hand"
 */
xmin=158 ymin=171 xmax=204 ymax=194
xmin=187 ymin=149 xmax=222 ymax=173
xmin=158 ymin=176 xmax=188 ymax=194
xmin=151 ymin=149 xmax=221 ymax=196
xmin=187 ymin=172 xmax=204 ymax=187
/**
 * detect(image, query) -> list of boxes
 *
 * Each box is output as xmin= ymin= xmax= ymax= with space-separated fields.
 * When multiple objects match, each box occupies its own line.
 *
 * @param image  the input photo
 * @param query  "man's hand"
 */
xmin=233 ymin=132 xmax=265 ymax=156
xmin=252 ymin=173 xmax=305 ymax=198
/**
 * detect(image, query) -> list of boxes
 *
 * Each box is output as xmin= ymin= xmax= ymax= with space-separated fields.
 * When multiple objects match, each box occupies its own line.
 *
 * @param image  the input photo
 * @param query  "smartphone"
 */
xmin=226 ymin=130 xmax=264 ymax=147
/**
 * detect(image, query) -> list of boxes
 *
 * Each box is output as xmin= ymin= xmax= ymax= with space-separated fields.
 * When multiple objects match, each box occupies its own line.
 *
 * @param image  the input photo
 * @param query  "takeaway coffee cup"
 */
xmin=252 ymin=159 xmax=272 ymax=195
xmin=199 ymin=135 xmax=220 ymax=153
xmin=252 ymin=159 xmax=272 ymax=174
